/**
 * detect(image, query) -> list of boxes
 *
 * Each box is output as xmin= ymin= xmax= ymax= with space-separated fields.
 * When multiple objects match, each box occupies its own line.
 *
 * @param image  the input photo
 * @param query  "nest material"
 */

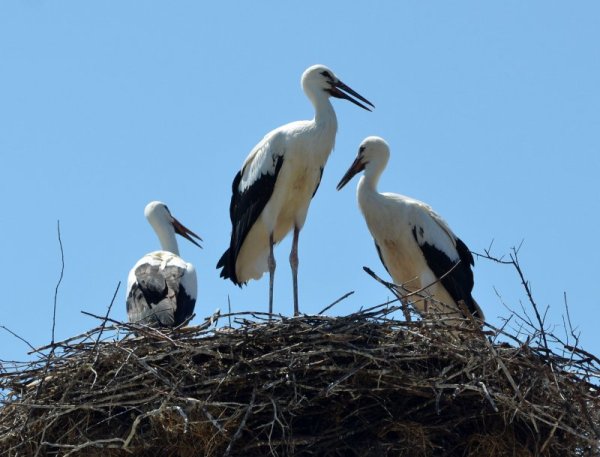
xmin=0 ymin=307 xmax=598 ymax=457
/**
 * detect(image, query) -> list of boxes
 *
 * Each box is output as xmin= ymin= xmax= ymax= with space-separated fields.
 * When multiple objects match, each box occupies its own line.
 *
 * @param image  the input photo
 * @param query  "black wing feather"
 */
xmin=217 ymin=155 xmax=285 ymax=284
xmin=311 ymin=166 xmax=324 ymax=198
xmin=127 ymin=263 xmax=195 ymax=327
xmin=374 ymin=239 xmax=391 ymax=275
xmin=411 ymin=227 xmax=480 ymax=318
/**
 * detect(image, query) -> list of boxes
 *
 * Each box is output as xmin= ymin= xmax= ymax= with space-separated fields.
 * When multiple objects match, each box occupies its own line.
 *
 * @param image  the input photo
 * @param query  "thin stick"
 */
xmin=224 ymin=388 xmax=256 ymax=457
xmin=92 ymin=281 xmax=121 ymax=355
xmin=509 ymin=249 xmax=550 ymax=358
xmin=318 ymin=291 xmax=354 ymax=315
xmin=228 ymin=295 xmax=232 ymax=327
xmin=52 ymin=220 xmax=65 ymax=345
xmin=0 ymin=326 xmax=37 ymax=353
xmin=26 ymin=221 xmax=66 ymax=430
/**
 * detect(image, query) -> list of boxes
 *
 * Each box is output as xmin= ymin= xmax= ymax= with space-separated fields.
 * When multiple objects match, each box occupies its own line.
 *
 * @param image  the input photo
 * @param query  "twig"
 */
xmin=508 ymin=249 xmax=551 ymax=359
xmin=362 ymin=267 xmax=408 ymax=319
xmin=41 ymin=438 xmax=124 ymax=456
xmin=52 ymin=220 xmax=65 ymax=345
xmin=0 ymin=326 xmax=37 ymax=353
xmin=228 ymin=295 xmax=232 ymax=328
xmin=25 ymin=222 xmax=66 ymax=433
xmin=92 ymin=281 xmax=121 ymax=358
xmin=318 ymin=291 xmax=355 ymax=315
xmin=539 ymin=412 xmax=565 ymax=453
xmin=565 ymin=345 xmax=600 ymax=366
xmin=477 ymin=381 xmax=498 ymax=412
xmin=363 ymin=260 xmax=464 ymax=323
xmin=223 ymin=388 xmax=256 ymax=457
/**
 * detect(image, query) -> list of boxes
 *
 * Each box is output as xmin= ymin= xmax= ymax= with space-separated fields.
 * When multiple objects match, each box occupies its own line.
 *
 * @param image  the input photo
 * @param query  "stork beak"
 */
xmin=172 ymin=217 xmax=203 ymax=249
xmin=336 ymin=155 xmax=366 ymax=191
xmin=329 ymin=80 xmax=375 ymax=111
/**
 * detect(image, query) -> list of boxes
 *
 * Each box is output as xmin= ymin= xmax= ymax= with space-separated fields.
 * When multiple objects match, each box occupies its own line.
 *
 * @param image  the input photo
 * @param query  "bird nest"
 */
xmin=0 ymin=303 xmax=598 ymax=457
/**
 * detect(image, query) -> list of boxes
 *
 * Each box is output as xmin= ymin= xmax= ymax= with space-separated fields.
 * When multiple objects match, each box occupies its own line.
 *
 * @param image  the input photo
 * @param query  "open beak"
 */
xmin=336 ymin=155 xmax=366 ymax=191
xmin=172 ymin=217 xmax=203 ymax=249
xmin=329 ymin=80 xmax=375 ymax=111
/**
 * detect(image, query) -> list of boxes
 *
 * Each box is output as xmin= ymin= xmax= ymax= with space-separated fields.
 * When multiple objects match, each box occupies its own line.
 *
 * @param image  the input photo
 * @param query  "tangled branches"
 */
xmin=0 ymin=300 xmax=598 ymax=456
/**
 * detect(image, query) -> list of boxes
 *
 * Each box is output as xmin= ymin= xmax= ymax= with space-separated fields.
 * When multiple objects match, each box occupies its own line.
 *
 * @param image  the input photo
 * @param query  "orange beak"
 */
xmin=172 ymin=217 xmax=203 ymax=249
xmin=336 ymin=154 xmax=366 ymax=191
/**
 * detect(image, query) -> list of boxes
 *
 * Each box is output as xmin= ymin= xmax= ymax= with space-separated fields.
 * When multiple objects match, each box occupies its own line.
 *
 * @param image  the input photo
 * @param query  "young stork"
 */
xmin=336 ymin=137 xmax=484 ymax=325
xmin=217 ymin=64 xmax=374 ymax=316
xmin=126 ymin=201 xmax=202 ymax=327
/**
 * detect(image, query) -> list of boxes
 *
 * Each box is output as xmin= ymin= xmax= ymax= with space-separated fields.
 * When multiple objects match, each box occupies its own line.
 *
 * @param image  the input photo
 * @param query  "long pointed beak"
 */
xmin=172 ymin=217 xmax=203 ymax=249
xmin=330 ymin=80 xmax=375 ymax=111
xmin=336 ymin=155 xmax=365 ymax=191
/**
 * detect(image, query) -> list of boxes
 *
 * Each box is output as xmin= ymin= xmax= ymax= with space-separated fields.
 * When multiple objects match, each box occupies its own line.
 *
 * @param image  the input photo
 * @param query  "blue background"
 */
xmin=1 ymin=1 xmax=598 ymax=361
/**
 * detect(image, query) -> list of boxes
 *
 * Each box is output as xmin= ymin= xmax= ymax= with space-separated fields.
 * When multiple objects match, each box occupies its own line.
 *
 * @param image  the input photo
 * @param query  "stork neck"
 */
xmin=358 ymin=165 xmax=384 ymax=194
xmin=312 ymin=95 xmax=338 ymax=130
xmin=155 ymin=225 xmax=180 ymax=256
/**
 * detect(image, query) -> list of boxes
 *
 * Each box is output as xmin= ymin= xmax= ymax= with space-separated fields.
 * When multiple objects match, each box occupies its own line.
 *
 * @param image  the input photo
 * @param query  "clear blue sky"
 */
xmin=1 ymin=2 xmax=599 ymax=362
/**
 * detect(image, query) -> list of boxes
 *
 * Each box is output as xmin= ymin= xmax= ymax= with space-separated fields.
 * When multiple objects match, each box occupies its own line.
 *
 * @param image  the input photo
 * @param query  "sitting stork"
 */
xmin=217 ymin=64 xmax=374 ymax=316
xmin=126 ymin=201 xmax=202 ymax=327
xmin=337 ymin=136 xmax=484 ymax=325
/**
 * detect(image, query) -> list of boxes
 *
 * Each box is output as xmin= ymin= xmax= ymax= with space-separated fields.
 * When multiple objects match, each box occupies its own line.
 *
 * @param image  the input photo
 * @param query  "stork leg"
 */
xmin=268 ymin=233 xmax=276 ymax=316
xmin=290 ymin=226 xmax=300 ymax=316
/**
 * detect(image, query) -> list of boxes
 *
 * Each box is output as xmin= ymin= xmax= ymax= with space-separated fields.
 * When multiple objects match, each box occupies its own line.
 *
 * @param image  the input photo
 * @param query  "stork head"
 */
xmin=336 ymin=136 xmax=390 ymax=190
xmin=301 ymin=64 xmax=374 ymax=111
xmin=144 ymin=201 xmax=203 ymax=249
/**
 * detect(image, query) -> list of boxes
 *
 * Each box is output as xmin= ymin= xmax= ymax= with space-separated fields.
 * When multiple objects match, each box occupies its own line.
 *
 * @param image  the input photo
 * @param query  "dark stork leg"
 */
xmin=290 ymin=226 xmax=300 ymax=316
xmin=268 ymin=232 xmax=276 ymax=316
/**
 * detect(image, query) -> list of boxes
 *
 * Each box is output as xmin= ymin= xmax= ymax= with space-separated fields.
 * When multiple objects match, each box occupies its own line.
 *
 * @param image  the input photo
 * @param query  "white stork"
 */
xmin=336 ymin=136 xmax=484 ymax=324
xmin=217 ymin=64 xmax=374 ymax=316
xmin=126 ymin=201 xmax=202 ymax=327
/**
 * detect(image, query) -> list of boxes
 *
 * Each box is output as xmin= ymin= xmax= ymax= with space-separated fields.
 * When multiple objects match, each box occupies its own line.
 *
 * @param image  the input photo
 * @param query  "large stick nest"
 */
xmin=0 ymin=305 xmax=598 ymax=457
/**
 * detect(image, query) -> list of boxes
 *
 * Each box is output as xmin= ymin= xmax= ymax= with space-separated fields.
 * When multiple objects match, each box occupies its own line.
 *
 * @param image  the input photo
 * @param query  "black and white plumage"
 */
xmin=126 ymin=201 xmax=202 ymax=327
xmin=217 ymin=64 xmax=374 ymax=316
xmin=337 ymin=137 xmax=484 ymax=324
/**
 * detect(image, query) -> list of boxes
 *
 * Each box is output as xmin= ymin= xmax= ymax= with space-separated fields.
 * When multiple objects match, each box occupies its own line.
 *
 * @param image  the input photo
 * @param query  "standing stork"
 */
xmin=217 ymin=64 xmax=374 ymax=316
xmin=336 ymin=137 xmax=484 ymax=325
xmin=126 ymin=201 xmax=202 ymax=327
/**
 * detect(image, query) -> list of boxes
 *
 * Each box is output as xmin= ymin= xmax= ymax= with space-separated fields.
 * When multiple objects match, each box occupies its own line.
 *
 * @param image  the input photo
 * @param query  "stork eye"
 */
xmin=359 ymin=146 xmax=366 ymax=154
xmin=320 ymin=70 xmax=333 ymax=80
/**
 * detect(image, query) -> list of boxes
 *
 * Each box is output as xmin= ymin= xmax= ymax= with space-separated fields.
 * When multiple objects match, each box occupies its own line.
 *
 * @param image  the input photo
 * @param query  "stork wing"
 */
xmin=217 ymin=131 xmax=285 ymax=284
xmin=410 ymin=203 xmax=479 ymax=318
xmin=127 ymin=260 xmax=196 ymax=327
